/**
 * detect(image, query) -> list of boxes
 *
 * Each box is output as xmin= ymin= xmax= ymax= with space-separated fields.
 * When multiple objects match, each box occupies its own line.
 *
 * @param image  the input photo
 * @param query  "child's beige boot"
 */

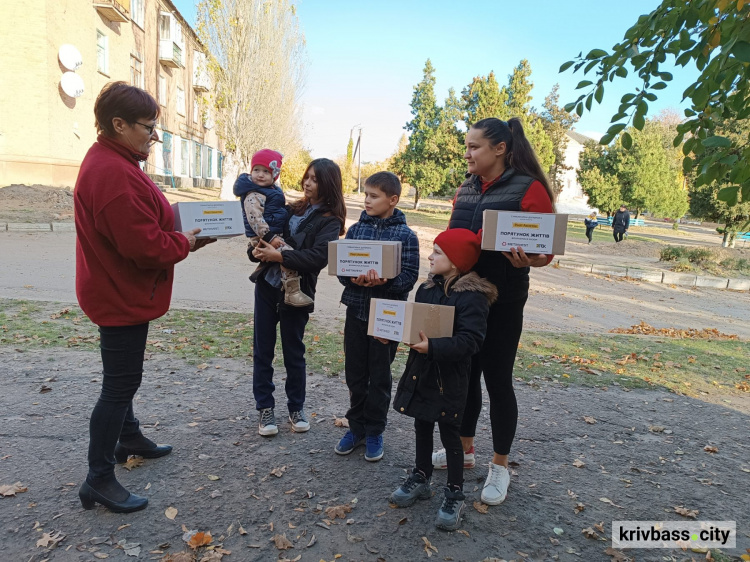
xmin=282 ymin=275 xmax=313 ymax=307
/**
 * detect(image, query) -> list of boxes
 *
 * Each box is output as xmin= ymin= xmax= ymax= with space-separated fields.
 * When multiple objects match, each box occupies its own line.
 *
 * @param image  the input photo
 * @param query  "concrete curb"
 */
xmin=2 ymin=222 xmax=74 ymax=232
xmin=554 ymin=259 xmax=748 ymax=292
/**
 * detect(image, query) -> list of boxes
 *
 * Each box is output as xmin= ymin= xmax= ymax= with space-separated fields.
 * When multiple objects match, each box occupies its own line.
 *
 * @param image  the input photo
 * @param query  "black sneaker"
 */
xmin=258 ymin=408 xmax=278 ymax=436
xmin=289 ymin=409 xmax=310 ymax=433
xmin=390 ymin=469 xmax=431 ymax=507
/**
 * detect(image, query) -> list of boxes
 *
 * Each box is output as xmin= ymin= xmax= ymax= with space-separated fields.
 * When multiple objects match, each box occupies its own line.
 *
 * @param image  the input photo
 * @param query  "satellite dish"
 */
xmin=61 ymin=72 xmax=85 ymax=98
xmin=59 ymin=44 xmax=83 ymax=71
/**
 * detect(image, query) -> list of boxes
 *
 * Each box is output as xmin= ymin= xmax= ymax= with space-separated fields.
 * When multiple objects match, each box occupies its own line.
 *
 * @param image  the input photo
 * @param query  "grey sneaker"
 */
xmin=390 ymin=470 xmax=431 ymax=507
xmin=289 ymin=409 xmax=310 ymax=433
xmin=258 ymin=408 xmax=278 ymax=436
xmin=435 ymin=487 xmax=465 ymax=531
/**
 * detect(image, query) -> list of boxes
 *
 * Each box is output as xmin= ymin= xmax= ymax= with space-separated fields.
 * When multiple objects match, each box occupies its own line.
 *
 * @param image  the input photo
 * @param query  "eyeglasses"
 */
xmin=135 ymin=122 xmax=157 ymax=135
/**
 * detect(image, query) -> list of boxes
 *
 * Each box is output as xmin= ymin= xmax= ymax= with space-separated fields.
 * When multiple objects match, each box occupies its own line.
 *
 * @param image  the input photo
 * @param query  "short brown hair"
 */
xmin=365 ymin=171 xmax=401 ymax=198
xmin=94 ymin=81 xmax=159 ymax=136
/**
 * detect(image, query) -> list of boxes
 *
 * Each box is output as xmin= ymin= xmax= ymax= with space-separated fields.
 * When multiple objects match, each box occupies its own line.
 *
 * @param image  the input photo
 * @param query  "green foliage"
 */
xmin=461 ymin=71 xmax=509 ymax=127
xmin=561 ymin=0 xmax=750 ymax=208
xmin=541 ymin=84 xmax=580 ymax=195
xmin=280 ymin=148 xmax=312 ymax=191
xmin=578 ymin=142 xmax=622 ymax=215
xmin=506 ymin=60 xmax=534 ymax=118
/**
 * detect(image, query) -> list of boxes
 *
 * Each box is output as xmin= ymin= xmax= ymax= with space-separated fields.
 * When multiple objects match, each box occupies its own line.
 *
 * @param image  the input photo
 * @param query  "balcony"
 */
xmin=159 ymin=40 xmax=183 ymax=68
xmin=193 ymin=70 xmax=210 ymax=92
xmin=93 ymin=0 xmax=130 ymax=22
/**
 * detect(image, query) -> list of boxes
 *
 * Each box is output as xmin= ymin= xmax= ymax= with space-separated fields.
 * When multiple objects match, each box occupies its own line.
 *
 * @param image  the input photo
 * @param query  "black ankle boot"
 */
xmin=114 ymin=435 xmax=172 ymax=463
xmin=79 ymin=477 xmax=148 ymax=513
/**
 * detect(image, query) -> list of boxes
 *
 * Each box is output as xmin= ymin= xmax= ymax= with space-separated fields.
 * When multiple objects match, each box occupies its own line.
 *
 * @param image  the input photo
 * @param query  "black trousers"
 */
xmin=252 ymin=277 xmax=309 ymax=412
xmin=585 ymin=227 xmax=595 ymax=242
xmin=613 ymin=230 xmax=624 ymax=242
xmin=344 ymin=306 xmax=398 ymax=436
xmin=415 ymin=419 xmax=463 ymax=488
xmin=88 ymin=323 xmax=149 ymax=481
xmin=461 ymin=293 xmax=527 ymax=456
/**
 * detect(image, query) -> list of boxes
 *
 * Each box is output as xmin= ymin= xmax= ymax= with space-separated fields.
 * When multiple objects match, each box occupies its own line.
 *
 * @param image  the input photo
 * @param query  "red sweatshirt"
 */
xmin=74 ymin=135 xmax=190 ymax=326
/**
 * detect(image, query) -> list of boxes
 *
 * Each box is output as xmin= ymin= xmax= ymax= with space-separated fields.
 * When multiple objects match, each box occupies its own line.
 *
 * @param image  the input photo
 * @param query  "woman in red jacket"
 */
xmin=75 ymin=82 xmax=212 ymax=513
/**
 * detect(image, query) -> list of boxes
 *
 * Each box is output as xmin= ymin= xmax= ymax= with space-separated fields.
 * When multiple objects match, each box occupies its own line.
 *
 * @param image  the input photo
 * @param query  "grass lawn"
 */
xmin=3 ymin=299 xmax=747 ymax=400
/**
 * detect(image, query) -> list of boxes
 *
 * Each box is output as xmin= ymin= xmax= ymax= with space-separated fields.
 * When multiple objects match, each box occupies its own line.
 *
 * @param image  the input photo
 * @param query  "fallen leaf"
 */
xmin=583 ymin=416 xmax=596 ymax=424
xmin=599 ymin=497 xmax=623 ymax=508
xmin=238 ymin=524 xmax=247 ymax=535
xmin=422 ymin=536 xmax=438 ymax=557
xmin=364 ymin=543 xmax=379 ymax=554
xmin=122 ymin=456 xmax=144 ymax=471
xmin=165 ymin=507 xmax=178 ymax=520
xmin=553 ymin=527 xmax=564 ymax=535
xmin=604 ymin=547 xmax=632 ymax=562
xmin=207 ymin=475 xmax=220 ymax=481
xmin=271 ymin=533 xmax=292 ymax=550
xmin=703 ymin=445 xmax=718 ymax=454
xmin=0 ymin=482 xmax=28 ymax=497
xmin=674 ymin=505 xmax=699 ymax=519
xmin=457 ymin=529 xmax=470 ymax=537
xmin=398 ymin=517 xmax=408 ymax=525
xmin=182 ymin=530 xmax=212 ymax=550
xmin=594 ymin=521 xmax=605 ymax=533
xmin=473 ymin=501 xmax=489 ymax=514
xmin=574 ymin=502 xmax=585 ymax=514
xmin=333 ymin=417 xmax=349 ymax=428
xmin=36 ymin=530 xmax=65 ymax=548
xmin=270 ymin=466 xmax=287 ymax=478
xmin=572 ymin=459 xmax=586 ymax=468
xmin=582 ymin=527 xmax=599 ymax=539
xmin=325 ymin=504 xmax=352 ymax=519
xmin=306 ymin=534 xmax=316 ymax=548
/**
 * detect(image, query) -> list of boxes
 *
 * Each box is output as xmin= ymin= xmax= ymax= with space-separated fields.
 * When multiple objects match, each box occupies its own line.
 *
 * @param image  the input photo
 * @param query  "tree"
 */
xmin=506 ymin=60 xmax=534 ymax=119
xmin=342 ymin=132 xmax=356 ymax=192
xmin=392 ymin=60 xmax=446 ymax=209
xmin=541 ymin=84 xmax=579 ymax=196
xmin=435 ymin=88 xmax=466 ymax=196
xmin=561 ymin=0 xmax=750 ymax=211
xmin=196 ymin=0 xmax=306 ymax=171
xmin=578 ymin=142 xmax=622 ymax=216
xmin=689 ymin=116 xmax=750 ymax=246
xmin=281 ymin=148 xmax=312 ymax=191
xmin=461 ymin=72 xmax=509 ymax=127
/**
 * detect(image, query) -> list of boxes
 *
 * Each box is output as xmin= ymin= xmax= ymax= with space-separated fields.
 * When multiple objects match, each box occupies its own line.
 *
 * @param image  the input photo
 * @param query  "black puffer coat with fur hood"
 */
xmin=393 ymin=272 xmax=497 ymax=425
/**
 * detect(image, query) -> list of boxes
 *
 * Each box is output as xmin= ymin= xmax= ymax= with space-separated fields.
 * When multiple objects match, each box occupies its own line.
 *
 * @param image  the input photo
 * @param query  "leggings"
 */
xmin=460 ymin=293 xmax=527 ymax=455
xmin=415 ymin=419 xmax=463 ymax=488
xmin=88 ymin=323 xmax=149 ymax=480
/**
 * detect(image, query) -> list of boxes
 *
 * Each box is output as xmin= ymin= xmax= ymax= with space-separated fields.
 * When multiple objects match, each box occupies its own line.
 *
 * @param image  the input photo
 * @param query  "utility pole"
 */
xmin=352 ymin=126 xmax=363 ymax=194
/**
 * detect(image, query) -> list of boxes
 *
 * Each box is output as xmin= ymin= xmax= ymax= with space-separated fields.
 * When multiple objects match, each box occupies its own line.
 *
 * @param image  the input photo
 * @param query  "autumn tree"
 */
xmin=461 ymin=72 xmax=508 ymax=127
xmin=197 ymin=0 xmax=306 ymax=171
xmin=561 ymin=0 xmax=750 ymax=211
xmin=541 ymin=84 xmax=579 ymax=196
xmin=578 ymin=142 xmax=622 ymax=216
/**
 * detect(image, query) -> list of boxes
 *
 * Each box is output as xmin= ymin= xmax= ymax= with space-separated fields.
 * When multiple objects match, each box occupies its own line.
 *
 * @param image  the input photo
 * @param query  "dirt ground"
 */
xmin=1 ymin=347 xmax=748 ymax=562
xmin=1 ymin=185 xmax=749 ymax=561
xmin=0 ymin=185 xmax=75 ymax=223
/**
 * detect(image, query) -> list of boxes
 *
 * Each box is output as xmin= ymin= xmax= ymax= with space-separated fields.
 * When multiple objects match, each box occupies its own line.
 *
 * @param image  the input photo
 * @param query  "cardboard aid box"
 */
xmin=367 ymin=298 xmax=454 ymax=345
xmin=481 ymin=210 xmax=568 ymax=255
xmin=172 ymin=201 xmax=245 ymax=238
xmin=328 ymin=240 xmax=402 ymax=278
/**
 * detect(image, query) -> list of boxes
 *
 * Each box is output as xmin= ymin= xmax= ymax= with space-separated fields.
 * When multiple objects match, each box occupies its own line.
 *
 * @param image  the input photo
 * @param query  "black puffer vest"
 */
xmin=448 ymin=169 xmax=535 ymax=302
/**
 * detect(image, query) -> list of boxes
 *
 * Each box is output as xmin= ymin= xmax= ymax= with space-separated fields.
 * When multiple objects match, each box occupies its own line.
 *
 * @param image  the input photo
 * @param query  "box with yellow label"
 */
xmin=172 ymin=201 xmax=245 ymax=239
xmin=481 ymin=210 xmax=568 ymax=255
xmin=366 ymin=298 xmax=454 ymax=344
xmin=328 ymin=240 xmax=402 ymax=278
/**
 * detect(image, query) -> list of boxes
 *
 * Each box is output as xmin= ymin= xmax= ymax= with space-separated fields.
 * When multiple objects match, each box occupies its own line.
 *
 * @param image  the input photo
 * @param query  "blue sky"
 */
xmin=173 ymin=0 xmax=698 ymax=162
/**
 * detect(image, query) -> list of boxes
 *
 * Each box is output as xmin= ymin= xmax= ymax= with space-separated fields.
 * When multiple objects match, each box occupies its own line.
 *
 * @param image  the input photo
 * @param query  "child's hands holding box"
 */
xmin=407 ymin=331 xmax=429 ymax=354
xmin=351 ymin=269 xmax=388 ymax=287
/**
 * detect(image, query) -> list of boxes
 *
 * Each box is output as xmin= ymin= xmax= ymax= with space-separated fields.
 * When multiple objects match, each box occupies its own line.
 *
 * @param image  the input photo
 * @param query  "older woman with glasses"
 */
xmin=74 ymin=81 xmax=213 ymax=513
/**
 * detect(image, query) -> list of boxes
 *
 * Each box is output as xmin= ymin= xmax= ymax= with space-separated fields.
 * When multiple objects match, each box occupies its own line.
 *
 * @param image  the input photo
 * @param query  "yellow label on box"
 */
xmin=513 ymin=222 xmax=539 ymax=229
xmin=349 ymin=252 xmax=370 ymax=257
xmin=203 ymin=210 xmax=224 ymax=215
xmin=383 ymin=310 xmax=396 ymax=316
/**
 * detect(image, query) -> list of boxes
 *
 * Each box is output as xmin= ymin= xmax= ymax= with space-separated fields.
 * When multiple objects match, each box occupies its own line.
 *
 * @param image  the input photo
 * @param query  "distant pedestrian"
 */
xmin=584 ymin=213 xmax=598 ymax=244
xmin=612 ymin=205 xmax=630 ymax=242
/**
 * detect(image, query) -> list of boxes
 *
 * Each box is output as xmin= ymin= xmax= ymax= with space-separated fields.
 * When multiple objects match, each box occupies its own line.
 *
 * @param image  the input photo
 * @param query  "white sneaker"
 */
xmin=480 ymin=462 xmax=510 ymax=505
xmin=432 ymin=447 xmax=475 ymax=470
xmin=258 ymin=408 xmax=278 ymax=436
xmin=289 ymin=410 xmax=310 ymax=433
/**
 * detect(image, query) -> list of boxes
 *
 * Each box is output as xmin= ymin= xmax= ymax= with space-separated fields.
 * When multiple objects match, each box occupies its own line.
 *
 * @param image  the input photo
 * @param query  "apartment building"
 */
xmin=0 ymin=0 xmax=223 ymax=189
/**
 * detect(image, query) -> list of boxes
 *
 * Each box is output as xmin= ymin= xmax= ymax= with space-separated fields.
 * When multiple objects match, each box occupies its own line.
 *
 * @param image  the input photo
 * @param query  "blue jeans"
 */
xmin=88 ymin=323 xmax=149 ymax=480
xmin=252 ymin=277 xmax=309 ymax=412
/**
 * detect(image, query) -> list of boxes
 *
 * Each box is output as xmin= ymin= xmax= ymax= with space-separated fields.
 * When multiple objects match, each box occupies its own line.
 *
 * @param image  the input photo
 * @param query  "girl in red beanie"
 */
xmin=390 ymin=229 xmax=497 ymax=531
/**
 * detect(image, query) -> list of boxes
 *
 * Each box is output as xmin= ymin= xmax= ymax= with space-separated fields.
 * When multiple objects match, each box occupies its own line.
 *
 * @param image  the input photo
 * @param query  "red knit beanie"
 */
xmin=251 ymin=149 xmax=283 ymax=180
xmin=434 ymin=228 xmax=482 ymax=273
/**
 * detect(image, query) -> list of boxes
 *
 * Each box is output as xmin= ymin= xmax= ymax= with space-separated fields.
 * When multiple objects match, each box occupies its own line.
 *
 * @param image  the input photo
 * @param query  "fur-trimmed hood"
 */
xmin=423 ymin=271 xmax=498 ymax=305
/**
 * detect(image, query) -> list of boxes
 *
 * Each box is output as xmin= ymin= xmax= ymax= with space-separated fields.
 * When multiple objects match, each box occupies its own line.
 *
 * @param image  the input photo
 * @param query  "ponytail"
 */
xmin=472 ymin=117 xmax=556 ymax=211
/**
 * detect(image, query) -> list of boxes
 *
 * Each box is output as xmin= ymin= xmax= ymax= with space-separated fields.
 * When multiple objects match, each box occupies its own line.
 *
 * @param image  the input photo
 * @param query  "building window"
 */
xmin=193 ymin=99 xmax=199 ymax=124
xmin=159 ymin=75 xmax=166 ymax=106
xmin=130 ymin=56 xmax=143 ymax=88
xmin=180 ymin=138 xmax=189 ymax=176
xmin=176 ymin=86 xmax=185 ymax=116
xmin=193 ymin=141 xmax=202 ymax=177
xmin=159 ymin=13 xmax=171 ymax=41
xmin=208 ymin=148 xmax=214 ymax=178
xmin=131 ymin=0 xmax=145 ymax=28
xmin=96 ymin=30 xmax=108 ymax=75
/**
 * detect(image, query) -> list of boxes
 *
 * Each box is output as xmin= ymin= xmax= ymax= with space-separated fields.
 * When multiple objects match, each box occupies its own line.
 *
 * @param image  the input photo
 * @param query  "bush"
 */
xmin=686 ymin=248 xmax=713 ymax=262
xmin=660 ymin=246 xmax=686 ymax=262
xmin=671 ymin=259 xmax=697 ymax=273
